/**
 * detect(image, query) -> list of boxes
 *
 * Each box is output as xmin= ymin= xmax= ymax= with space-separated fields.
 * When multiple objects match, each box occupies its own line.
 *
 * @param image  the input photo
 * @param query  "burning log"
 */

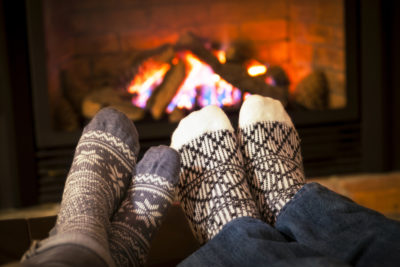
xmin=82 ymin=88 xmax=145 ymax=121
xmin=168 ymin=107 xmax=187 ymax=123
xmin=147 ymin=60 xmax=186 ymax=120
xmin=175 ymin=32 xmax=288 ymax=105
xmin=292 ymin=71 xmax=329 ymax=110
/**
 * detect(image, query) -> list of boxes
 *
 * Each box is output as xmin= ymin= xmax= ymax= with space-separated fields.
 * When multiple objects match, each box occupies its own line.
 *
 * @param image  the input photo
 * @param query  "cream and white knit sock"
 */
xmin=171 ymin=105 xmax=260 ymax=244
xmin=238 ymin=95 xmax=305 ymax=225
xmin=108 ymin=146 xmax=180 ymax=266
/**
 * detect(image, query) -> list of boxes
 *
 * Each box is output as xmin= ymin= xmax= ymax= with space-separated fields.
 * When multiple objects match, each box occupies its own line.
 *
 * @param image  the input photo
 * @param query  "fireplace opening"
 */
xmin=25 ymin=0 xmax=362 ymax=203
xmin=38 ymin=0 xmax=347 ymax=133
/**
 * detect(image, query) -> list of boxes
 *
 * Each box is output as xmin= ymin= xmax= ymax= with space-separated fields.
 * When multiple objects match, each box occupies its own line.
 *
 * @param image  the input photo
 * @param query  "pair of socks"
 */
xmin=23 ymin=94 xmax=305 ymax=265
xmin=22 ymin=108 xmax=180 ymax=267
xmin=171 ymin=95 xmax=305 ymax=244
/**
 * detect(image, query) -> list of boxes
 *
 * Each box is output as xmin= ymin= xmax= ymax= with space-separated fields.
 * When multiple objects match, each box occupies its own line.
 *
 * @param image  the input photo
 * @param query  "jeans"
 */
xmin=179 ymin=183 xmax=400 ymax=267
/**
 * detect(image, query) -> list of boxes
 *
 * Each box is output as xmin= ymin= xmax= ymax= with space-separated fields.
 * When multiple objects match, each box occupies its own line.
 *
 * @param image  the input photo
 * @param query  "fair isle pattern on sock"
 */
xmin=177 ymin=130 xmax=260 ymax=244
xmin=238 ymin=121 xmax=305 ymax=225
xmin=109 ymin=146 xmax=179 ymax=267
xmin=109 ymin=174 xmax=176 ymax=266
xmin=55 ymin=129 xmax=137 ymax=250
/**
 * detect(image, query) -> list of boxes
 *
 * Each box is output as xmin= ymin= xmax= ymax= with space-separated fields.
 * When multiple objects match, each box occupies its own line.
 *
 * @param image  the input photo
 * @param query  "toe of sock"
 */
xmin=83 ymin=107 xmax=140 ymax=155
xmin=171 ymin=105 xmax=233 ymax=150
xmin=136 ymin=145 xmax=180 ymax=185
xmin=239 ymin=95 xmax=293 ymax=127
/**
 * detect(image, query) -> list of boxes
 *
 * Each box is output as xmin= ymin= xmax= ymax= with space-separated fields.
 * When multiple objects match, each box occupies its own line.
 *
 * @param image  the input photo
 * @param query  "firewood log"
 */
xmin=82 ymin=88 xmax=145 ymax=121
xmin=147 ymin=60 xmax=186 ymax=120
xmin=175 ymin=32 xmax=288 ymax=105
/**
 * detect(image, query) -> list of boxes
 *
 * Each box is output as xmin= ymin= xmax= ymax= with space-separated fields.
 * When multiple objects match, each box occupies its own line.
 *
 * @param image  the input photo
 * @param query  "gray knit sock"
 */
xmin=171 ymin=106 xmax=260 ymax=244
xmin=238 ymin=95 xmax=305 ymax=225
xmin=22 ymin=107 xmax=140 ymax=267
xmin=108 ymin=146 xmax=180 ymax=266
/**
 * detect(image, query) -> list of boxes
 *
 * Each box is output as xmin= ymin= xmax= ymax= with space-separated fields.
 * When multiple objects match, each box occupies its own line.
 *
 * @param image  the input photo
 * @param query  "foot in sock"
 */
xmin=22 ymin=108 xmax=140 ymax=266
xmin=238 ymin=95 xmax=305 ymax=225
xmin=171 ymin=105 xmax=260 ymax=244
xmin=108 ymin=146 xmax=180 ymax=266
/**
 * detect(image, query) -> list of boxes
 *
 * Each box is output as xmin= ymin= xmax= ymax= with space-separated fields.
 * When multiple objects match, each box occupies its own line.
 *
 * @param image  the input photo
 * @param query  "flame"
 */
xmin=246 ymin=60 xmax=267 ymax=77
xmin=214 ymin=50 xmax=226 ymax=64
xmin=166 ymin=52 xmax=241 ymax=113
xmin=127 ymin=58 xmax=170 ymax=108
xmin=243 ymin=92 xmax=252 ymax=100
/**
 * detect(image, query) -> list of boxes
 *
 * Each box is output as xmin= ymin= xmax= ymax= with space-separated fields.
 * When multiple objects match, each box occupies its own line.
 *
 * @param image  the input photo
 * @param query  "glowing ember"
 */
xmin=166 ymin=52 xmax=241 ymax=113
xmin=128 ymin=58 xmax=170 ymax=108
xmin=214 ymin=50 xmax=226 ymax=64
xmin=243 ymin=92 xmax=252 ymax=100
xmin=246 ymin=60 xmax=267 ymax=77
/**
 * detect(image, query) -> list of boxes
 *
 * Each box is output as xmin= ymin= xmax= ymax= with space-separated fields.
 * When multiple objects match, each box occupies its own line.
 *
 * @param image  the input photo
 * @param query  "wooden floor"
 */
xmin=310 ymin=172 xmax=400 ymax=220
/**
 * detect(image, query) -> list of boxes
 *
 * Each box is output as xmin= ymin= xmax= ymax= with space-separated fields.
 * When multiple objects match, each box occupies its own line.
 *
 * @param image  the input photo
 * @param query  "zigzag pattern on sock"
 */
xmin=80 ymin=130 xmax=137 ymax=166
xmin=238 ymin=121 xmax=304 ymax=224
xmin=109 ymin=173 xmax=176 ymax=266
xmin=56 ymin=130 xmax=137 ymax=249
xmin=178 ymin=130 xmax=259 ymax=244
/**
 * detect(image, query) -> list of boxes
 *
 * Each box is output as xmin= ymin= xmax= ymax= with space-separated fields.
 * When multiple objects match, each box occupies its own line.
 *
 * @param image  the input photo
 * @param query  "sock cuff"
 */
xmin=24 ymin=232 xmax=115 ymax=267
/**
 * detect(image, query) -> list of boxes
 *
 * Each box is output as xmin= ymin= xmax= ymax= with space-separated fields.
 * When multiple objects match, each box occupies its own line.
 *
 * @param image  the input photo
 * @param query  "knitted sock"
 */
xmin=108 ymin=146 xmax=180 ymax=266
xmin=238 ymin=95 xmax=305 ymax=225
xmin=171 ymin=105 xmax=260 ymax=244
xmin=23 ymin=108 xmax=140 ymax=266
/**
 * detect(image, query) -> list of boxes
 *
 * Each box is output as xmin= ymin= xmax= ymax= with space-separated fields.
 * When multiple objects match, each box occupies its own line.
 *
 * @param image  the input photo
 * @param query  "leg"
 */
xmin=179 ymin=217 xmax=348 ymax=267
xmin=108 ymin=146 xmax=180 ymax=266
xmin=170 ymin=105 xmax=260 ymax=243
xmin=237 ymin=95 xmax=305 ymax=225
xmin=171 ymin=106 xmax=346 ymax=267
xmin=276 ymin=182 xmax=400 ymax=266
xmin=22 ymin=108 xmax=140 ymax=267
xmin=238 ymin=95 xmax=400 ymax=266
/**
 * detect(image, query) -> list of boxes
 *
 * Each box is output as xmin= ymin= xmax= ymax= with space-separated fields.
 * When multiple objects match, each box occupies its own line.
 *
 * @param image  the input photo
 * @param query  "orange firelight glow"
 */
xmin=127 ymin=58 xmax=170 ymax=108
xmin=214 ymin=50 xmax=226 ymax=64
xmin=246 ymin=60 xmax=267 ymax=77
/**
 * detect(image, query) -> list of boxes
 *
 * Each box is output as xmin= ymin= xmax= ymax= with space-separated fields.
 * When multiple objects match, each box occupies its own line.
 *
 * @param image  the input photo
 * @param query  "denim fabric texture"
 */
xmin=276 ymin=182 xmax=400 ymax=267
xmin=178 ymin=216 xmax=348 ymax=267
xmin=180 ymin=183 xmax=400 ymax=267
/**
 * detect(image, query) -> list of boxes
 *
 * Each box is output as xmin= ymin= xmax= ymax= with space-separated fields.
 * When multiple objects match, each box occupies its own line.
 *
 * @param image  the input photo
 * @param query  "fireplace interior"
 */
xmin=42 ymin=0 xmax=348 ymax=130
xmin=1 ymin=0 xmax=399 ymax=208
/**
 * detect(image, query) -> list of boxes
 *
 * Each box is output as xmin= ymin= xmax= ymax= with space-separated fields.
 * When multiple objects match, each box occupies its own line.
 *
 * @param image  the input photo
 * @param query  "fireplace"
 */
xmin=1 ymin=0 xmax=399 ymax=208
xmin=37 ymin=0 xmax=349 ymax=129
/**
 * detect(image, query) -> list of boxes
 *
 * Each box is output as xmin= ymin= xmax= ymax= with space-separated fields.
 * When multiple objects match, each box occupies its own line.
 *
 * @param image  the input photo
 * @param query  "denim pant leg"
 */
xmin=179 ymin=217 xmax=347 ymax=267
xmin=275 ymin=182 xmax=400 ymax=267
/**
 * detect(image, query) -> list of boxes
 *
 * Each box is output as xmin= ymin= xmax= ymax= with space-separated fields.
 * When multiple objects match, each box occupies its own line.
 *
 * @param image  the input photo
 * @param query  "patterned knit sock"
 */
xmin=108 ymin=146 xmax=180 ymax=266
xmin=25 ymin=108 xmax=140 ymax=266
xmin=171 ymin=105 xmax=260 ymax=244
xmin=238 ymin=95 xmax=305 ymax=225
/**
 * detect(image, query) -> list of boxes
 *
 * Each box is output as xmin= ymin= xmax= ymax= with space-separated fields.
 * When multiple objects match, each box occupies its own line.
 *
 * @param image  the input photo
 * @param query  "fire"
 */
xmin=214 ymin=50 xmax=226 ymax=64
xmin=166 ymin=52 xmax=241 ymax=113
xmin=127 ymin=58 xmax=170 ymax=108
xmin=127 ymin=50 xmax=245 ymax=116
xmin=246 ymin=60 xmax=267 ymax=77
